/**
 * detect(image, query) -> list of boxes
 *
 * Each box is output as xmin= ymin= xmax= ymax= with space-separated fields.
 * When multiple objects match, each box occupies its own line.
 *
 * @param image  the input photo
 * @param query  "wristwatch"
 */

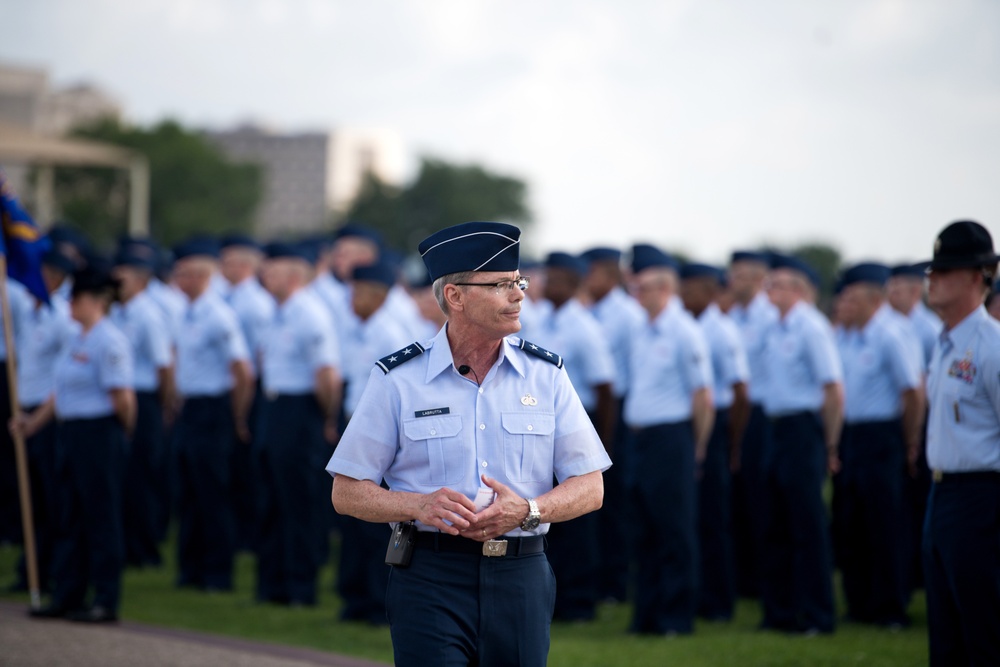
xmin=520 ymin=498 xmax=541 ymax=531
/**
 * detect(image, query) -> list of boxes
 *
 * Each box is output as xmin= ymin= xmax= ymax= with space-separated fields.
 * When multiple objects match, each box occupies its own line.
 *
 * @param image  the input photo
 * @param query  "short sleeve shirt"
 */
xmin=54 ymin=318 xmax=134 ymax=419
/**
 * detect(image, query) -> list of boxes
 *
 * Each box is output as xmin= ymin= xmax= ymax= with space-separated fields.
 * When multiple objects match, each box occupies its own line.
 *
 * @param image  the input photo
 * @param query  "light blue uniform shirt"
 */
xmin=0 ymin=279 xmax=33 ymax=361
xmin=588 ymin=288 xmax=644 ymax=398
xmin=222 ymin=277 xmax=275 ymax=376
xmin=879 ymin=304 xmax=926 ymax=376
xmin=53 ymin=318 xmax=133 ymax=419
xmin=326 ymin=325 xmax=612 ymax=536
xmin=145 ymin=278 xmax=186 ymax=343
xmin=728 ymin=292 xmax=779 ymax=405
xmin=529 ymin=298 xmax=615 ymax=413
xmin=109 ymin=290 xmax=173 ymax=393
xmin=624 ymin=297 xmax=712 ymax=427
xmin=18 ymin=296 xmax=78 ymax=407
xmin=698 ymin=303 xmax=750 ymax=409
xmin=309 ymin=273 xmax=356 ymax=360
xmin=837 ymin=309 xmax=922 ymax=423
xmin=761 ymin=302 xmax=842 ymax=416
xmin=260 ymin=289 xmax=339 ymax=396
xmin=908 ymin=302 xmax=942 ymax=368
xmin=342 ymin=304 xmax=411 ymax=418
xmin=926 ymin=306 xmax=1000 ymax=473
xmin=385 ymin=285 xmax=426 ymax=342
xmin=175 ymin=291 xmax=249 ymax=397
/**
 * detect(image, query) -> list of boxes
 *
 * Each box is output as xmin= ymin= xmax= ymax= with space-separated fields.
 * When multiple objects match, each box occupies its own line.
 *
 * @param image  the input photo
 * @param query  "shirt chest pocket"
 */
xmin=502 ymin=412 xmax=555 ymax=483
xmin=402 ymin=415 xmax=464 ymax=486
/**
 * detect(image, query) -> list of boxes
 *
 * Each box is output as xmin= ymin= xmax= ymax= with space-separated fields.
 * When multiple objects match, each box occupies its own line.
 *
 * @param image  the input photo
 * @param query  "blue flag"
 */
xmin=0 ymin=171 xmax=49 ymax=304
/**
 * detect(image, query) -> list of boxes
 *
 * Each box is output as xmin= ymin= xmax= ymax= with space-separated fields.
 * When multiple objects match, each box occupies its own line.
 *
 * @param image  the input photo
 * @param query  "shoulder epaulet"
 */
xmin=376 ymin=341 xmax=426 ymax=374
xmin=517 ymin=338 xmax=564 ymax=368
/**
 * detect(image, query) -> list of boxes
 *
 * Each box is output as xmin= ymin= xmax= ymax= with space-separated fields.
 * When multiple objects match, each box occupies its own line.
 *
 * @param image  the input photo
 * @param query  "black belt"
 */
xmin=932 ymin=470 xmax=1000 ymax=484
xmin=415 ymin=532 xmax=545 ymax=558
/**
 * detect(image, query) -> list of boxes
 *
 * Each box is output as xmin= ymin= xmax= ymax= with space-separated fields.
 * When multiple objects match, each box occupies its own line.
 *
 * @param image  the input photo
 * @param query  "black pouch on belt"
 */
xmin=385 ymin=521 xmax=416 ymax=567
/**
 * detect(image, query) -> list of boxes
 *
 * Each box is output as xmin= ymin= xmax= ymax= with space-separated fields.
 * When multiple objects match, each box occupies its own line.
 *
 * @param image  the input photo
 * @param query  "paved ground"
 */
xmin=0 ymin=602 xmax=389 ymax=667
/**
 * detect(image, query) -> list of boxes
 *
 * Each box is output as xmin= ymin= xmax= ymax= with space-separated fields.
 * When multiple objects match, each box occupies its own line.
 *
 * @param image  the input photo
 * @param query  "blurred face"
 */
xmin=680 ymin=277 xmax=715 ymax=317
xmin=352 ymin=280 xmax=390 ymax=320
xmin=583 ymin=261 xmax=619 ymax=302
xmin=886 ymin=276 xmax=923 ymax=314
xmin=220 ymin=247 xmax=261 ymax=285
xmin=331 ymin=238 xmax=378 ymax=281
xmin=728 ymin=261 xmax=767 ymax=304
xmin=261 ymin=258 xmax=306 ymax=302
xmin=629 ymin=269 xmax=671 ymax=318
xmin=41 ymin=264 xmax=66 ymax=295
xmin=69 ymin=291 xmax=106 ymax=326
xmin=543 ymin=267 xmax=580 ymax=308
xmin=412 ymin=286 xmax=445 ymax=325
xmin=172 ymin=257 xmax=215 ymax=300
xmin=838 ymin=283 xmax=882 ymax=328
xmin=112 ymin=265 xmax=149 ymax=302
xmin=450 ymin=270 xmax=524 ymax=338
xmin=765 ymin=269 xmax=803 ymax=314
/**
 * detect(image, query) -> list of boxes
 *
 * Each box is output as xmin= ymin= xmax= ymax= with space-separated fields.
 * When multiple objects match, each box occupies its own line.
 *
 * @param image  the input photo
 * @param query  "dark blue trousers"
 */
xmin=233 ymin=383 xmax=263 ymax=552
xmin=174 ymin=394 xmax=235 ymax=590
xmin=923 ymin=474 xmax=1000 ymax=667
xmin=597 ymin=396 xmax=631 ymax=602
xmin=337 ymin=516 xmax=391 ymax=622
xmin=760 ymin=411 xmax=835 ymax=633
xmin=627 ymin=421 xmax=697 ymax=634
xmin=547 ymin=409 xmax=602 ymax=621
xmin=255 ymin=394 xmax=327 ymax=605
xmin=0 ymin=361 xmax=19 ymax=544
xmin=833 ymin=420 xmax=908 ymax=625
xmin=386 ymin=542 xmax=555 ymax=667
xmin=697 ymin=408 xmax=735 ymax=620
xmin=731 ymin=404 xmax=770 ymax=599
xmin=14 ymin=409 xmax=57 ymax=591
xmin=50 ymin=416 xmax=127 ymax=613
xmin=123 ymin=391 xmax=163 ymax=567
xmin=903 ymin=409 xmax=931 ymax=594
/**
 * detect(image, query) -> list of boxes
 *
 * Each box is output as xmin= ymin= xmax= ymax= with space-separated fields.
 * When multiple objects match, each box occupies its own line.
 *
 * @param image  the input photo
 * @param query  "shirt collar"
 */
xmin=424 ymin=324 xmax=525 ymax=383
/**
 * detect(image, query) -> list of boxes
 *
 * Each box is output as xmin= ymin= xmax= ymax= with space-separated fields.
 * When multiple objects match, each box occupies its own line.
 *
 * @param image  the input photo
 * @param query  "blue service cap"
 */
xmin=770 ymin=253 xmax=821 ymax=289
xmin=580 ymin=247 xmax=622 ymax=264
xmin=630 ymin=243 xmax=679 ymax=274
xmin=113 ymin=247 xmax=156 ymax=271
xmin=70 ymin=259 xmax=117 ymax=297
xmin=840 ymin=262 xmax=891 ymax=289
xmin=220 ymin=233 xmax=259 ymax=251
xmin=680 ymin=263 xmax=725 ymax=284
xmin=173 ymin=236 xmax=220 ymax=261
xmin=544 ymin=251 xmax=587 ymax=276
xmin=731 ymin=250 xmax=771 ymax=265
xmin=419 ymin=221 xmax=521 ymax=282
xmin=263 ymin=241 xmax=312 ymax=262
xmin=408 ymin=269 xmax=434 ymax=290
xmin=890 ymin=262 xmax=929 ymax=278
xmin=42 ymin=247 xmax=77 ymax=274
xmin=49 ymin=224 xmax=91 ymax=254
xmin=336 ymin=223 xmax=383 ymax=247
xmin=352 ymin=260 xmax=397 ymax=287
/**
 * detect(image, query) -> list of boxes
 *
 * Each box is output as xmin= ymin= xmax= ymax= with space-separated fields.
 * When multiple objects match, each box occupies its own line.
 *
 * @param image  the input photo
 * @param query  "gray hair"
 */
xmin=432 ymin=270 xmax=477 ymax=315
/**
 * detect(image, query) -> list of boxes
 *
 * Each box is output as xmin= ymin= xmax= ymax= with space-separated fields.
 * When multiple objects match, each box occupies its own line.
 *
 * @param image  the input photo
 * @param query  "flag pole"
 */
xmin=0 ymin=255 xmax=40 ymax=609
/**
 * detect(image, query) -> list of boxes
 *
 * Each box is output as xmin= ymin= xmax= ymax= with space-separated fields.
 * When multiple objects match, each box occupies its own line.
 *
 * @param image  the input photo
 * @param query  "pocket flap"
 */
xmin=501 ymin=412 xmax=555 ymax=436
xmin=402 ymin=415 xmax=463 ymax=441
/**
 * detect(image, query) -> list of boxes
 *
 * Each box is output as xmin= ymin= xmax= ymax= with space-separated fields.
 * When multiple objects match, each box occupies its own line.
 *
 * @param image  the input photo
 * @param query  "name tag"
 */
xmin=414 ymin=407 xmax=450 ymax=418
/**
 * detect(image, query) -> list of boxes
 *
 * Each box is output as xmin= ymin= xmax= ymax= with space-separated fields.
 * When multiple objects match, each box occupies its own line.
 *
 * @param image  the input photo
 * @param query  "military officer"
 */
xmin=888 ymin=263 xmax=941 ymax=367
xmin=680 ymin=262 xmax=751 ymax=621
xmin=922 ymin=220 xmax=1000 ymax=666
xmin=581 ymin=246 xmax=644 ymax=603
xmin=327 ymin=221 xmax=610 ymax=667
xmin=833 ymin=262 xmax=924 ymax=627
xmin=624 ymin=244 xmax=714 ymax=636
xmin=171 ymin=237 xmax=253 ymax=591
xmin=726 ymin=250 xmax=778 ymax=599
xmin=254 ymin=242 xmax=341 ymax=606
xmin=759 ymin=254 xmax=843 ymax=634
xmin=21 ymin=263 xmax=135 ymax=623
xmin=336 ymin=259 xmax=410 ymax=623
xmin=110 ymin=246 xmax=175 ymax=568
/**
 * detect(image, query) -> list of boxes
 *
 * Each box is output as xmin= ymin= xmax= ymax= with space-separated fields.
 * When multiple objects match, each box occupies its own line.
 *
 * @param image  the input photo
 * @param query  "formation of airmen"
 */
xmin=2 ymin=220 xmax=998 ymax=642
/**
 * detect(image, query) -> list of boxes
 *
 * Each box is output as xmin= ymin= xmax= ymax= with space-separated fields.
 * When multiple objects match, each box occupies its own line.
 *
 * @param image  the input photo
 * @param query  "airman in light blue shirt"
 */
xmin=109 ymin=290 xmax=172 ymax=394
xmin=54 ymin=318 xmax=133 ymax=420
xmin=19 ymin=295 xmax=77 ymax=408
xmin=175 ymin=291 xmax=250 ymax=397
xmin=260 ymin=288 xmax=340 ymax=396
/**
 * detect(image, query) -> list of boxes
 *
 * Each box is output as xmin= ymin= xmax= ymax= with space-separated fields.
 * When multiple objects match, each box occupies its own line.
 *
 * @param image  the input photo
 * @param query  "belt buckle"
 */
xmin=932 ymin=469 xmax=943 ymax=483
xmin=483 ymin=539 xmax=508 ymax=557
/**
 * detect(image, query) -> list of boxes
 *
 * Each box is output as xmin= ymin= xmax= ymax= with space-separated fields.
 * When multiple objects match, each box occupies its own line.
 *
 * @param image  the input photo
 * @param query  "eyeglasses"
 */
xmin=452 ymin=276 xmax=530 ymax=294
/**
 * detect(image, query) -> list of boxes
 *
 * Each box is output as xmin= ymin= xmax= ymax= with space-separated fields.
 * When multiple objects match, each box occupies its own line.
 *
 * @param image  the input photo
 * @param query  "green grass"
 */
xmin=0 ymin=536 xmax=928 ymax=666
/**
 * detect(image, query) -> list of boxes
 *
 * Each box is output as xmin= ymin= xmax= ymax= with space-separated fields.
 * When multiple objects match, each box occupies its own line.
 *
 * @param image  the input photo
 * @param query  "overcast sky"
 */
xmin=5 ymin=0 xmax=999 ymax=264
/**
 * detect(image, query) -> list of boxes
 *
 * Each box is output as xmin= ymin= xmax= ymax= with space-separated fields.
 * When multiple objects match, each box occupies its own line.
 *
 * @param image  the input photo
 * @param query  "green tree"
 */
xmin=54 ymin=118 xmax=261 ymax=247
xmin=343 ymin=156 xmax=532 ymax=251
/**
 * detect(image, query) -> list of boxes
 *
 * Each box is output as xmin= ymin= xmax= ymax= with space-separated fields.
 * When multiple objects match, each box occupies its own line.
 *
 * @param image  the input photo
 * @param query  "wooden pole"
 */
xmin=0 ymin=255 xmax=40 ymax=609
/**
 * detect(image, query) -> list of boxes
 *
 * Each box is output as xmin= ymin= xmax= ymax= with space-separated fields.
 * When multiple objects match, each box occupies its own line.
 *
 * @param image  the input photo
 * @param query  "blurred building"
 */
xmin=205 ymin=124 xmax=405 ymax=237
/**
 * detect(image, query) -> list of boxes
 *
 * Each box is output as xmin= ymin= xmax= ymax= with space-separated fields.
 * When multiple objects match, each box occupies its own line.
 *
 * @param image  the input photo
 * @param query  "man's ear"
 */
xmin=443 ymin=283 xmax=465 ymax=313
